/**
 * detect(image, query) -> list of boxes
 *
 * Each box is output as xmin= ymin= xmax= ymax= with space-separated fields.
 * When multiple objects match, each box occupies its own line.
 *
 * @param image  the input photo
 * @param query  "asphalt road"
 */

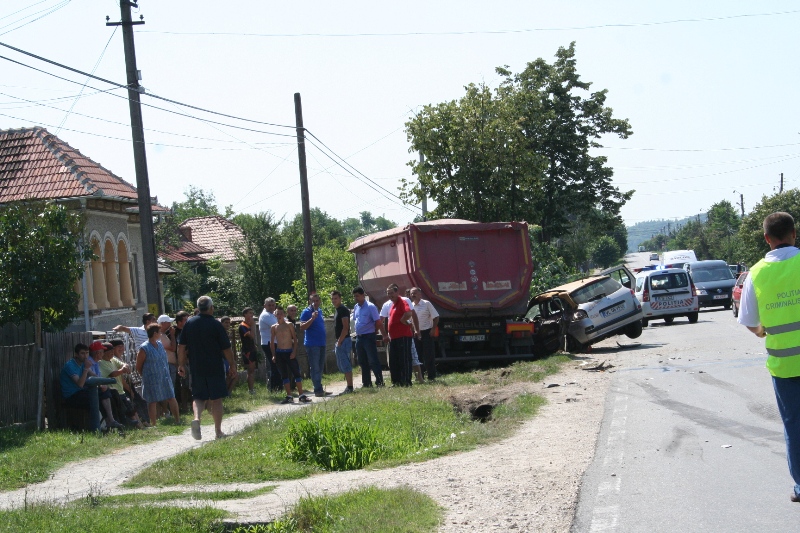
xmin=573 ymin=253 xmax=797 ymax=532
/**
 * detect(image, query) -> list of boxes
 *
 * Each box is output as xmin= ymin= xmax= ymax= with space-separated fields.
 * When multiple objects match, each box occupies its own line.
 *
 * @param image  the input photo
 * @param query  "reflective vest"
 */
xmin=750 ymin=252 xmax=800 ymax=378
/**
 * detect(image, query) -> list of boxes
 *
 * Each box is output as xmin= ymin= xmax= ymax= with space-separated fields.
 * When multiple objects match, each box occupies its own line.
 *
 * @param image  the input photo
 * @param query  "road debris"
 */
xmin=582 ymin=360 xmax=614 ymax=372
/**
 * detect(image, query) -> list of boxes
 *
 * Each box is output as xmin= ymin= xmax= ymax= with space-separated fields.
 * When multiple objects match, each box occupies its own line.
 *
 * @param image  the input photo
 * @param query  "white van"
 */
xmin=662 ymin=249 xmax=697 ymax=269
xmin=634 ymin=268 xmax=699 ymax=326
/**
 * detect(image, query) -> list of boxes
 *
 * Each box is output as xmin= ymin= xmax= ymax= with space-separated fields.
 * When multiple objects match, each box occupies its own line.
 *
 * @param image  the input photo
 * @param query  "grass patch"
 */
xmin=0 ymin=501 xmax=227 ymax=532
xmin=87 ymin=486 xmax=275 ymax=506
xmin=126 ymin=354 xmax=566 ymax=487
xmin=233 ymin=486 xmax=441 ymax=533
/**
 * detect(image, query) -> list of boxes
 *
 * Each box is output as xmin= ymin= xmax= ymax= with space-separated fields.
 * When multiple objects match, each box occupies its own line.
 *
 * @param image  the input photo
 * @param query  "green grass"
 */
xmin=232 ymin=486 xmax=442 ymax=533
xmin=0 ymin=501 xmax=228 ymax=533
xmin=125 ymin=354 xmax=567 ymax=488
xmin=86 ymin=486 xmax=275 ymax=506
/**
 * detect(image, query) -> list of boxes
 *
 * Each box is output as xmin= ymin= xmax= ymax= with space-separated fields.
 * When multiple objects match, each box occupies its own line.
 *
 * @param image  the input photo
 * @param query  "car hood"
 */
xmin=693 ymin=279 xmax=735 ymax=290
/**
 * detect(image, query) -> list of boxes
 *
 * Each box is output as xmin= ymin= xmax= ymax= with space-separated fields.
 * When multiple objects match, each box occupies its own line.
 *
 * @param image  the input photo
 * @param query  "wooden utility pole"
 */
xmin=107 ymin=1 xmax=162 ymax=315
xmin=780 ymin=172 xmax=784 ymax=193
xmin=419 ymin=151 xmax=427 ymax=220
xmin=739 ymin=193 xmax=745 ymax=217
xmin=294 ymin=93 xmax=315 ymax=295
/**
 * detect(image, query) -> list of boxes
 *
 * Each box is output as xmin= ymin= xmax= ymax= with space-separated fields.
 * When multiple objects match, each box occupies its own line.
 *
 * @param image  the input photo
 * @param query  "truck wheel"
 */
xmin=724 ymin=302 xmax=731 ymax=310
xmin=642 ymin=319 xmax=649 ymax=327
xmin=688 ymin=312 xmax=699 ymax=324
xmin=664 ymin=317 xmax=675 ymax=324
xmin=732 ymin=303 xmax=738 ymax=318
xmin=625 ymin=320 xmax=643 ymax=339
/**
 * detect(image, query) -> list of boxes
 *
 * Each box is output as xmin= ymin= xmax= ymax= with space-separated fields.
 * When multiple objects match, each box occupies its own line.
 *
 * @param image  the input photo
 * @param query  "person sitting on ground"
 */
xmin=60 ymin=343 xmax=124 ymax=429
xmin=99 ymin=342 xmax=144 ymax=429
xmin=136 ymin=324 xmax=180 ymax=425
xmin=87 ymin=341 xmax=104 ymax=377
xmin=109 ymin=338 xmax=151 ymax=427
xmin=271 ymin=306 xmax=311 ymax=404
xmin=220 ymin=316 xmax=239 ymax=393
xmin=113 ymin=313 xmax=157 ymax=347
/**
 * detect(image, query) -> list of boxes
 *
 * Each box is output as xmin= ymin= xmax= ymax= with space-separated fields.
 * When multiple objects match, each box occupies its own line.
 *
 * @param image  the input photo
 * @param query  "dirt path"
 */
xmin=2 ymin=360 xmax=612 ymax=532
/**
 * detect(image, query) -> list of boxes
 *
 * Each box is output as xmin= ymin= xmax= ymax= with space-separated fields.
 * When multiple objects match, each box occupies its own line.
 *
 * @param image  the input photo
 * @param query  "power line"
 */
xmin=137 ymin=9 xmax=800 ymax=38
xmin=600 ymin=142 xmax=800 ymax=152
xmin=0 ymin=39 xmax=296 ymax=129
xmin=0 ymin=0 xmax=70 ymax=36
xmin=0 ymin=0 xmax=49 ymax=22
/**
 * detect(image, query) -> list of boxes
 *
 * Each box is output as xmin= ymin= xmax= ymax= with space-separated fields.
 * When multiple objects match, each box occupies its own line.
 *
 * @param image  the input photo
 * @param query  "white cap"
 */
xmin=157 ymin=314 xmax=173 ymax=324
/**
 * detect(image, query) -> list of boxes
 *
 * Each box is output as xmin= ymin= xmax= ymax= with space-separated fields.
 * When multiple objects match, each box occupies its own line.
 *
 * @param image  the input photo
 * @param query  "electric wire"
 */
xmin=0 ymin=0 xmax=70 ymax=36
xmin=0 ymin=0 xmax=49 ymax=22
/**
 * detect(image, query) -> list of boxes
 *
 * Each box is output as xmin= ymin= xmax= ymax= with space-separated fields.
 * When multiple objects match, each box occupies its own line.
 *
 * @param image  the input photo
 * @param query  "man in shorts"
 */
xmin=331 ymin=290 xmax=354 ymax=394
xmin=271 ymin=306 xmax=311 ymax=404
xmin=239 ymin=307 xmax=257 ymax=394
xmin=259 ymin=297 xmax=281 ymax=392
xmin=178 ymin=295 xmax=237 ymax=440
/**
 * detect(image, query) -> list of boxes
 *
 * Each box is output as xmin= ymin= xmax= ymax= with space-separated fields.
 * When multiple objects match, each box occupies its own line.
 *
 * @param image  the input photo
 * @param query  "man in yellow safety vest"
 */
xmin=738 ymin=211 xmax=800 ymax=502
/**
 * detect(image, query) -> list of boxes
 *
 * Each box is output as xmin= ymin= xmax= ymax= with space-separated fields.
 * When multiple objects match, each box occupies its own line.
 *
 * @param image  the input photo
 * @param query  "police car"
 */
xmin=634 ymin=268 xmax=699 ymax=326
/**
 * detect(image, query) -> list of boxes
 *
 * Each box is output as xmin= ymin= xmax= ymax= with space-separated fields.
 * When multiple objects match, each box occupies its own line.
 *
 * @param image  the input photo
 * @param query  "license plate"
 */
xmin=656 ymin=295 xmax=674 ymax=301
xmin=459 ymin=335 xmax=485 ymax=342
xmin=713 ymin=294 xmax=727 ymax=300
xmin=600 ymin=302 xmax=625 ymax=318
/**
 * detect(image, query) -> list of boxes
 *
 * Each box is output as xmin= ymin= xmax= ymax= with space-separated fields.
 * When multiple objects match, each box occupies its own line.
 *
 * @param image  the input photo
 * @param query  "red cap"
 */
xmin=89 ymin=341 xmax=105 ymax=352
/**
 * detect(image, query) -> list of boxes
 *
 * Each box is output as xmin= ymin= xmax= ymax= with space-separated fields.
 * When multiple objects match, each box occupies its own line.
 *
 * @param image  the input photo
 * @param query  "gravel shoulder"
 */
xmin=1 ymin=360 xmax=612 ymax=532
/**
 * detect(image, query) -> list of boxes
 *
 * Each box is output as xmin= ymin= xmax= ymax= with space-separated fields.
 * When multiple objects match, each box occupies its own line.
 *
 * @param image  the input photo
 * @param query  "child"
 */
xmin=271 ymin=306 xmax=311 ymax=404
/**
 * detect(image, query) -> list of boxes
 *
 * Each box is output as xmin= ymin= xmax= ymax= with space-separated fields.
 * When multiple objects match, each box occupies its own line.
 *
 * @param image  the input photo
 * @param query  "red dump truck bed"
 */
xmin=347 ymin=219 xmax=532 ymax=318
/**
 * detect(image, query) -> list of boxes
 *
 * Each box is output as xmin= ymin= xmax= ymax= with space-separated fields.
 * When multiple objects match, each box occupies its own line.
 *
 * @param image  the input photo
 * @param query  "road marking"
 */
xmin=590 ymin=380 xmax=629 ymax=532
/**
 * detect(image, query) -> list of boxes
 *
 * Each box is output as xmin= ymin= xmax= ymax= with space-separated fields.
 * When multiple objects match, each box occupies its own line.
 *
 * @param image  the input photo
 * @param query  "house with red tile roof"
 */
xmin=0 ymin=126 xmax=164 ymax=332
xmin=164 ymin=216 xmax=243 ymax=264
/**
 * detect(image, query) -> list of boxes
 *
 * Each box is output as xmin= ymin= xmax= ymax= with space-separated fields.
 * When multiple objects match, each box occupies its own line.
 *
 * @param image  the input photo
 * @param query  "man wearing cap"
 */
xmin=60 ymin=343 xmax=124 ymax=430
xmin=157 ymin=314 xmax=178 ymax=395
xmin=178 ymin=295 xmax=237 ymax=440
xmin=113 ymin=313 xmax=157 ymax=347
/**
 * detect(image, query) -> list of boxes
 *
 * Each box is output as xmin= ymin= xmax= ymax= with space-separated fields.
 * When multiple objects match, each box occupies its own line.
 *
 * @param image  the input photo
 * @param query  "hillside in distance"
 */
xmin=626 ymin=214 xmax=707 ymax=252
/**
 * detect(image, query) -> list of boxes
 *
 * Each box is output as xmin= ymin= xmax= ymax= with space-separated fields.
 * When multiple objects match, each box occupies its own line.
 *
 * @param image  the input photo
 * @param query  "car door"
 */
xmin=600 ymin=265 xmax=635 ymax=290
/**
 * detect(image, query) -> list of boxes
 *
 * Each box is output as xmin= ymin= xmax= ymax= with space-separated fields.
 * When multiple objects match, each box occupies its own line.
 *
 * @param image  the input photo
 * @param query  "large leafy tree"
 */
xmin=0 ymin=202 xmax=90 ymax=330
xmin=705 ymin=200 xmax=740 ymax=262
xmin=404 ymin=43 xmax=633 ymax=243
xmin=738 ymin=189 xmax=800 ymax=266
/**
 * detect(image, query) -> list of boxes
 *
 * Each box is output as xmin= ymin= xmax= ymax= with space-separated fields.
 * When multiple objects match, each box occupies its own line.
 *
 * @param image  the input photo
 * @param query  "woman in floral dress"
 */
xmin=136 ymin=324 xmax=180 ymax=425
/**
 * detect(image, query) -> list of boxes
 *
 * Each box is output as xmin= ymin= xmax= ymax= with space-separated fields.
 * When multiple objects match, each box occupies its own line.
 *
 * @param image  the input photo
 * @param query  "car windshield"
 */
xmin=571 ymin=277 xmax=623 ymax=305
xmin=649 ymin=272 xmax=688 ymax=290
xmin=691 ymin=267 xmax=734 ymax=282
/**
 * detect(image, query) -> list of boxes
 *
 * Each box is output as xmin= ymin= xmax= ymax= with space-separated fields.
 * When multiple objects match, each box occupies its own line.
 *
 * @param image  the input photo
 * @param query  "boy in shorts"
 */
xmin=271 ymin=306 xmax=312 ymax=404
xmin=239 ymin=307 xmax=257 ymax=394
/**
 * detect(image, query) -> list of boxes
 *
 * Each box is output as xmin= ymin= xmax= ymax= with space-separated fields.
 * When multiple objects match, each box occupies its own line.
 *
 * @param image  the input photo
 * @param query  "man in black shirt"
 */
xmin=331 ymin=290 xmax=354 ymax=394
xmin=178 ymin=295 xmax=236 ymax=440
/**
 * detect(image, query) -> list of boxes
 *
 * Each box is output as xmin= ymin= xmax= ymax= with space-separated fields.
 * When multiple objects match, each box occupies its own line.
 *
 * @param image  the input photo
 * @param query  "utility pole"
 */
xmin=294 ymin=93 xmax=315 ymax=295
xmin=419 ymin=151 xmax=427 ymax=220
xmin=107 ymin=1 xmax=162 ymax=315
xmin=739 ymin=193 xmax=745 ymax=217
xmin=780 ymin=172 xmax=784 ymax=193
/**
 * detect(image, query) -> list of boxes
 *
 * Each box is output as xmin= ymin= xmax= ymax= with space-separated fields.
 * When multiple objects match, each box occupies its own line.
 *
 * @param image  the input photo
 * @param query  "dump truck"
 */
xmin=347 ymin=219 xmax=535 ymax=361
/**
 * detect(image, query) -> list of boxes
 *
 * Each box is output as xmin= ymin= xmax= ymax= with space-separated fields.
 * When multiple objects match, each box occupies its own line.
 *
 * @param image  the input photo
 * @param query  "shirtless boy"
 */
xmin=271 ymin=306 xmax=312 ymax=404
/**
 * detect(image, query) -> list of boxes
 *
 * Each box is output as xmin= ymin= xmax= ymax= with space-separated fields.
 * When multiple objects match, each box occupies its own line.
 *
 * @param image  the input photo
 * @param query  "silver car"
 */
xmin=527 ymin=270 xmax=644 ymax=353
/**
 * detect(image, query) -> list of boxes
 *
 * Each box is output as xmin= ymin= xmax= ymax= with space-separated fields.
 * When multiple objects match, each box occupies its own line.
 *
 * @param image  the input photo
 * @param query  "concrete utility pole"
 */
xmin=419 ymin=151 xmax=427 ymax=220
xmin=294 ymin=93 xmax=315 ymax=295
xmin=107 ymin=1 xmax=162 ymax=315
xmin=739 ymin=193 xmax=745 ymax=217
xmin=780 ymin=172 xmax=784 ymax=193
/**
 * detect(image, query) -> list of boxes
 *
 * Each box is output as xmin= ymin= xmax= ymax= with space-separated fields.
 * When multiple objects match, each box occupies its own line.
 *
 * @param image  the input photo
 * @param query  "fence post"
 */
xmin=36 ymin=347 xmax=44 ymax=430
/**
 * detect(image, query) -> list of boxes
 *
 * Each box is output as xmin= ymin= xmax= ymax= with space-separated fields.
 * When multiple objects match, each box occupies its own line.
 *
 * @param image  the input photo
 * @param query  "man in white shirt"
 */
xmin=410 ymin=287 xmax=440 ymax=381
xmin=113 ymin=313 xmax=157 ymax=347
xmin=258 ymin=297 xmax=281 ymax=392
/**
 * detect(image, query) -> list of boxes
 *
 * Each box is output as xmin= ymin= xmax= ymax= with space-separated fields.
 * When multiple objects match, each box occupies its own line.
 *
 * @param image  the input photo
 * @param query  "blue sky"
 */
xmin=1 ymin=1 xmax=798 ymax=227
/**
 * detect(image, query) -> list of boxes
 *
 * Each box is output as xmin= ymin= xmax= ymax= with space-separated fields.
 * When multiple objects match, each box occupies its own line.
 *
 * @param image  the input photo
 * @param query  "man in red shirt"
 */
xmin=385 ymin=284 xmax=420 ymax=386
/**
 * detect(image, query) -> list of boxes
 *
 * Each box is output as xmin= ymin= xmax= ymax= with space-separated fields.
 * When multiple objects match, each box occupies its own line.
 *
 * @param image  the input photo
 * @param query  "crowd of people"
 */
xmin=59 ymin=284 xmax=440 ymax=437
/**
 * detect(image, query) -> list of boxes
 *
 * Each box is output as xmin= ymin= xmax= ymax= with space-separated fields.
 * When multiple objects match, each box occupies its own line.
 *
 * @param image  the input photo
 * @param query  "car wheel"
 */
xmin=664 ymin=316 xmax=675 ymax=324
xmin=688 ymin=312 xmax=699 ymax=324
xmin=565 ymin=335 xmax=585 ymax=354
xmin=732 ymin=302 xmax=738 ymax=318
xmin=724 ymin=302 xmax=731 ymax=310
xmin=625 ymin=320 xmax=643 ymax=339
xmin=642 ymin=319 xmax=649 ymax=327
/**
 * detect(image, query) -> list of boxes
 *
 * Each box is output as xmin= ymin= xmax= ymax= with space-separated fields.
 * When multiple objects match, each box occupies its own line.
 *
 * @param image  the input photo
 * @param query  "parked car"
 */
xmin=732 ymin=270 xmax=749 ymax=318
xmin=634 ymin=268 xmax=699 ymax=326
xmin=683 ymin=260 xmax=736 ymax=309
xmin=525 ymin=265 xmax=643 ymax=353
xmin=729 ymin=263 xmax=747 ymax=279
xmin=649 ymin=253 xmax=659 ymax=261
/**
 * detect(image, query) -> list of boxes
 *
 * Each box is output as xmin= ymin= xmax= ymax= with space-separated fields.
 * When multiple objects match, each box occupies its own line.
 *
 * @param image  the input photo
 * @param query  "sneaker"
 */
xmin=281 ymin=395 xmax=293 ymax=404
xmin=191 ymin=420 xmax=201 ymax=440
xmin=108 ymin=420 xmax=125 ymax=430
xmin=216 ymin=433 xmax=229 ymax=440
xmin=341 ymin=387 xmax=354 ymax=394
xmin=298 ymin=394 xmax=312 ymax=403
xmin=314 ymin=391 xmax=326 ymax=397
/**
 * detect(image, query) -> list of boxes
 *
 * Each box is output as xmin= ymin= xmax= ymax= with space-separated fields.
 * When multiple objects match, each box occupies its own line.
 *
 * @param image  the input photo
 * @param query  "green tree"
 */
xmin=172 ymin=186 xmax=221 ymax=223
xmin=705 ymin=200 xmax=741 ymax=262
xmin=738 ymin=189 xmax=800 ymax=266
xmin=404 ymin=43 xmax=633 ymax=242
xmin=342 ymin=211 xmax=397 ymax=242
xmin=528 ymin=225 xmax=577 ymax=294
xmin=280 ymin=243 xmax=359 ymax=316
xmin=0 ymin=202 xmax=91 ymax=330
xmin=590 ymin=235 xmax=621 ymax=269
